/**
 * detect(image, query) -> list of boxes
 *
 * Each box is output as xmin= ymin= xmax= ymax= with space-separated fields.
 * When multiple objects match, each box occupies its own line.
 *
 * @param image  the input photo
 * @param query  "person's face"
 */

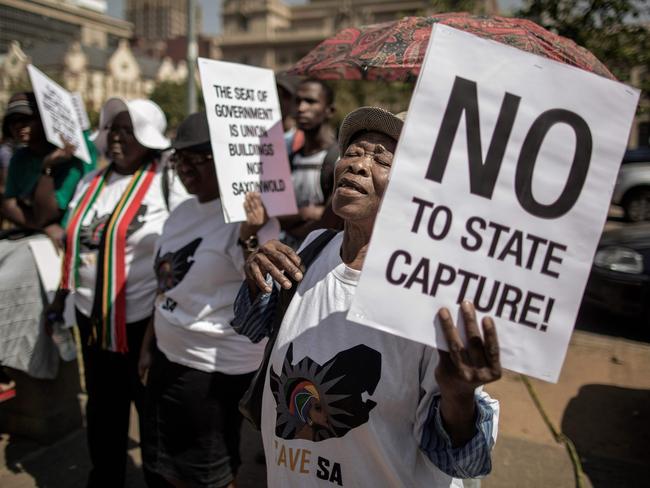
xmin=307 ymin=400 xmax=329 ymax=427
xmin=332 ymin=131 xmax=397 ymax=229
xmin=295 ymin=82 xmax=333 ymax=131
xmin=108 ymin=111 xmax=151 ymax=173
xmin=8 ymin=114 xmax=33 ymax=144
xmin=172 ymin=148 xmax=219 ymax=202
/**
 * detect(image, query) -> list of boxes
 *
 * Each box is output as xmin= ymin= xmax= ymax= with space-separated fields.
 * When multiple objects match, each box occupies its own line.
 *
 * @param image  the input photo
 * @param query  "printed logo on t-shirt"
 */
xmin=79 ymin=205 xmax=148 ymax=251
xmin=79 ymin=211 xmax=109 ymax=250
xmin=269 ymin=343 xmax=381 ymax=442
xmin=154 ymin=237 xmax=202 ymax=296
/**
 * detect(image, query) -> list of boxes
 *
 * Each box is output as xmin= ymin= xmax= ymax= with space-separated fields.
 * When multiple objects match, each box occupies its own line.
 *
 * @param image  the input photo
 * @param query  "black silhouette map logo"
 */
xmin=270 ymin=344 xmax=381 ymax=442
xmin=79 ymin=204 xmax=148 ymax=251
xmin=154 ymin=237 xmax=202 ymax=294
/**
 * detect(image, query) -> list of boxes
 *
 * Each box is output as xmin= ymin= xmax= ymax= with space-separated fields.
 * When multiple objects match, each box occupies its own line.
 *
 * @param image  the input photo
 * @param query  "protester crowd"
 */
xmin=0 ymin=73 xmax=502 ymax=488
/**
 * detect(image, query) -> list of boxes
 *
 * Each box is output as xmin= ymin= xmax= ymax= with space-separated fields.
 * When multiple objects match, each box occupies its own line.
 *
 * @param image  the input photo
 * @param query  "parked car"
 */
xmin=584 ymin=223 xmax=650 ymax=320
xmin=612 ymin=148 xmax=650 ymax=222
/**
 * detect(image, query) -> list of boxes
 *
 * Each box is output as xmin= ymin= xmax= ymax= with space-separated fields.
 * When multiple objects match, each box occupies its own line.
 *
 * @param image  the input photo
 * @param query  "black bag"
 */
xmin=239 ymin=229 xmax=338 ymax=429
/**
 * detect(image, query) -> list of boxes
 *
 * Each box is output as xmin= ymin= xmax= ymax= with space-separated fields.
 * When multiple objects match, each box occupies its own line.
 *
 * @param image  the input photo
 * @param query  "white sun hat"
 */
xmin=92 ymin=97 xmax=169 ymax=153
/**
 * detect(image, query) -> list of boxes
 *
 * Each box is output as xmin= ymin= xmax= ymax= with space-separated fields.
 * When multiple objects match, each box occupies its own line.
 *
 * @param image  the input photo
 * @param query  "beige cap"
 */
xmin=338 ymin=106 xmax=406 ymax=154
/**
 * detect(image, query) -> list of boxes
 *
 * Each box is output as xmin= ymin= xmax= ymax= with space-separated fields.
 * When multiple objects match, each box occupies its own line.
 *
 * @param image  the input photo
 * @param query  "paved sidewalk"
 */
xmin=485 ymin=330 xmax=650 ymax=488
xmin=1 ymin=330 xmax=649 ymax=487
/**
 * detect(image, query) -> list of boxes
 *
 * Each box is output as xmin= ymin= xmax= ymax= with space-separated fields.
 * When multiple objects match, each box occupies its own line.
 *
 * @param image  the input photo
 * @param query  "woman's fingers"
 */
xmin=256 ymin=252 xmax=292 ymax=289
xmin=245 ymin=240 xmax=304 ymax=292
xmin=437 ymin=304 xmax=502 ymax=387
xmin=481 ymin=317 xmax=501 ymax=378
xmin=264 ymin=247 xmax=304 ymax=284
xmin=248 ymin=192 xmax=262 ymax=209
xmin=246 ymin=258 xmax=269 ymax=292
xmin=438 ymin=307 xmax=465 ymax=367
xmin=460 ymin=301 xmax=487 ymax=367
xmin=243 ymin=192 xmax=268 ymax=226
xmin=270 ymin=241 xmax=303 ymax=271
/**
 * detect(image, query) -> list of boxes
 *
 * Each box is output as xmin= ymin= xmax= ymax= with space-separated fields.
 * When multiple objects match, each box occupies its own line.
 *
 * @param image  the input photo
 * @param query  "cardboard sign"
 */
xmin=71 ymin=92 xmax=91 ymax=131
xmin=27 ymin=65 xmax=91 ymax=164
xmin=348 ymin=25 xmax=639 ymax=382
xmin=198 ymin=58 xmax=297 ymax=223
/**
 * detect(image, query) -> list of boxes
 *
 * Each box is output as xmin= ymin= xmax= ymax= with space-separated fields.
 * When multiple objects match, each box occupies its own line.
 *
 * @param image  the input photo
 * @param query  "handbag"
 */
xmin=239 ymin=229 xmax=338 ymax=429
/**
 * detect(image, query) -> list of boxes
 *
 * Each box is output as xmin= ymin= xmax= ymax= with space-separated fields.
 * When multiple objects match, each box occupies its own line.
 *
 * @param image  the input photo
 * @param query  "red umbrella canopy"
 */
xmin=288 ymin=13 xmax=615 ymax=82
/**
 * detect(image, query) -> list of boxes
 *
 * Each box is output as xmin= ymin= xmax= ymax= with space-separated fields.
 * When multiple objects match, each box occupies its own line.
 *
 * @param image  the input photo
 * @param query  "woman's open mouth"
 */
xmin=337 ymin=176 xmax=367 ymax=195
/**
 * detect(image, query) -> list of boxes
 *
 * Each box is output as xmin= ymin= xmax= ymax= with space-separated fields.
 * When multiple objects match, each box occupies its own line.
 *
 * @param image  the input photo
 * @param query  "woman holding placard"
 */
xmin=232 ymin=107 xmax=502 ymax=487
xmin=45 ymin=97 xmax=185 ymax=488
xmin=138 ymin=112 xmax=278 ymax=488
xmin=0 ymin=91 xmax=96 ymax=399
xmin=0 ymin=91 xmax=97 ymax=238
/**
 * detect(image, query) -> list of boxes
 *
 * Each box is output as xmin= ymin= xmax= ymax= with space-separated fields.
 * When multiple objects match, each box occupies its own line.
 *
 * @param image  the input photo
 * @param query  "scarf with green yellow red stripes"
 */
xmin=61 ymin=160 xmax=158 ymax=353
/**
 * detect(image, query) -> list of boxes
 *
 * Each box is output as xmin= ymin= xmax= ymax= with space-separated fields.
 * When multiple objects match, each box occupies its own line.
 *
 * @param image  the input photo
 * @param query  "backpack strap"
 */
xmin=270 ymin=228 xmax=338 ymax=335
xmin=161 ymin=161 xmax=171 ymax=211
xmin=238 ymin=228 xmax=338 ymax=429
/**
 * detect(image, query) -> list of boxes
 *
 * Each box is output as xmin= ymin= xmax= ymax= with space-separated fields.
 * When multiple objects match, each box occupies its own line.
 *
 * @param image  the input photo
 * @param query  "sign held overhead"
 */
xmin=198 ymin=58 xmax=297 ymax=223
xmin=348 ymin=25 xmax=640 ymax=382
xmin=27 ymin=65 xmax=91 ymax=164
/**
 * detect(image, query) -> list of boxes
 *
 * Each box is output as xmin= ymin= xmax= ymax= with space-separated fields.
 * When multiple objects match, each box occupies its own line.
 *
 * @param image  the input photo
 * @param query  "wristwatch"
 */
xmin=41 ymin=165 xmax=54 ymax=177
xmin=238 ymin=234 xmax=259 ymax=252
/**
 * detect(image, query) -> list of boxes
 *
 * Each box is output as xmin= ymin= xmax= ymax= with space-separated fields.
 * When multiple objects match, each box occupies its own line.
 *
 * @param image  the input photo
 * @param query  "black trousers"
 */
xmin=76 ymin=309 xmax=170 ymax=488
xmin=142 ymin=348 xmax=254 ymax=487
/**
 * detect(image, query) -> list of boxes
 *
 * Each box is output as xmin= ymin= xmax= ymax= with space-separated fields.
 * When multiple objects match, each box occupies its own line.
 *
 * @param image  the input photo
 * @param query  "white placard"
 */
xmin=27 ymin=65 xmax=91 ymax=164
xmin=71 ymin=92 xmax=91 ymax=131
xmin=198 ymin=58 xmax=298 ymax=223
xmin=28 ymin=237 xmax=76 ymax=328
xmin=348 ymin=25 xmax=640 ymax=382
xmin=28 ymin=237 xmax=61 ymax=298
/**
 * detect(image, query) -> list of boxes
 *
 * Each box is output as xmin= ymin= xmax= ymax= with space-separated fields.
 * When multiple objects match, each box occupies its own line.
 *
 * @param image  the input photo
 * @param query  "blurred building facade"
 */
xmin=126 ymin=0 xmax=205 ymax=59
xmin=0 ymin=0 xmax=131 ymax=52
xmin=0 ymin=39 xmax=186 ymax=115
xmin=217 ymin=0 xmax=498 ymax=70
xmin=0 ymin=0 xmax=187 ymax=117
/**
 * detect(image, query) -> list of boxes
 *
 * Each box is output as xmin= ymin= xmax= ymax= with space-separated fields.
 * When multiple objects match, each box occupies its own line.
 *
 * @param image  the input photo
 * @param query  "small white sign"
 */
xmin=348 ymin=25 xmax=640 ymax=382
xmin=28 ymin=237 xmax=76 ymax=328
xmin=27 ymin=65 xmax=91 ymax=164
xmin=71 ymin=92 xmax=91 ymax=131
xmin=198 ymin=58 xmax=297 ymax=223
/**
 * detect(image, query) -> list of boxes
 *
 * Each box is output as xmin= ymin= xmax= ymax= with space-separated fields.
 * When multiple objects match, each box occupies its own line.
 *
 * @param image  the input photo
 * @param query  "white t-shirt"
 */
xmin=291 ymin=149 xmax=327 ymax=207
xmin=68 ymin=164 xmax=188 ymax=323
xmin=262 ymin=231 xmax=498 ymax=487
xmin=153 ymin=197 xmax=276 ymax=374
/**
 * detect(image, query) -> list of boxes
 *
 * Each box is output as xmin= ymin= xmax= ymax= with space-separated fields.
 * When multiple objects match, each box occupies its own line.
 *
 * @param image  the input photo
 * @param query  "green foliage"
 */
xmin=419 ymin=0 xmax=489 ymax=15
xmin=7 ymin=77 xmax=32 ymax=94
xmin=330 ymin=80 xmax=414 ymax=128
xmin=517 ymin=1 xmax=650 ymax=95
xmin=87 ymin=108 xmax=100 ymax=129
xmin=428 ymin=0 xmax=485 ymax=13
xmin=149 ymin=80 xmax=205 ymax=131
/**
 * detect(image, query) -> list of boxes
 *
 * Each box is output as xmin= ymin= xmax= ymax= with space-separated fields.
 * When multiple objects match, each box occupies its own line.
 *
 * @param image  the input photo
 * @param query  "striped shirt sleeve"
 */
xmin=420 ymin=393 xmax=497 ymax=478
xmin=231 ymin=279 xmax=278 ymax=343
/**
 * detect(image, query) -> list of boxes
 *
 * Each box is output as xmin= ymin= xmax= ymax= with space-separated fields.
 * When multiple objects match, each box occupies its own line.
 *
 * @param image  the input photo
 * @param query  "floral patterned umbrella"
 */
xmin=288 ymin=13 xmax=615 ymax=81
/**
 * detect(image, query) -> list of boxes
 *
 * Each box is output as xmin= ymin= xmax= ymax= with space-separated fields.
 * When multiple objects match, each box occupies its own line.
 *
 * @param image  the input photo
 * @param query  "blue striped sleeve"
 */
xmin=231 ymin=280 xmax=278 ymax=343
xmin=420 ymin=394 xmax=496 ymax=478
